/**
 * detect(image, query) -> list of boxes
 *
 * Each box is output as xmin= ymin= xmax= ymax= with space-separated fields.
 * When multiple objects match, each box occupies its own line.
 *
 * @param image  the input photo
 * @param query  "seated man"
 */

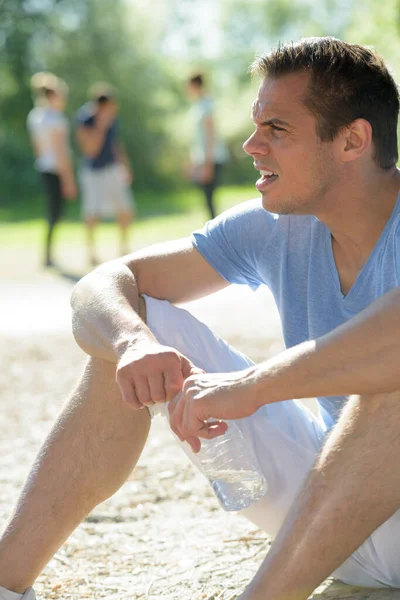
xmin=1 ymin=37 xmax=400 ymax=600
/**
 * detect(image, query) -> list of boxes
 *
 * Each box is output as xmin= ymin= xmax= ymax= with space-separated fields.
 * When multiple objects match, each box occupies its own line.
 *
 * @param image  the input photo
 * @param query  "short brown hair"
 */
xmin=251 ymin=37 xmax=399 ymax=169
xmin=188 ymin=74 xmax=205 ymax=88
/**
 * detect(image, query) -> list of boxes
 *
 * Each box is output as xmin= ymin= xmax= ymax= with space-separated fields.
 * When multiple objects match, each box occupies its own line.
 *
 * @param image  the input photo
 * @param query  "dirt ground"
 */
xmin=1 ymin=258 xmax=399 ymax=599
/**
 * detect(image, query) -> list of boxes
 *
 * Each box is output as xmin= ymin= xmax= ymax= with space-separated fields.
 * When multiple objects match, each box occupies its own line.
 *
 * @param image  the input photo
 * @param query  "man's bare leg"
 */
xmin=117 ymin=210 xmax=132 ymax=257
xmin=85 ymin=217 xmax=98 ymax=266
xmin=241 ymin=388 xmax=400 ymax=600
xmin=0 ymin=357 xmax=150 ymax=593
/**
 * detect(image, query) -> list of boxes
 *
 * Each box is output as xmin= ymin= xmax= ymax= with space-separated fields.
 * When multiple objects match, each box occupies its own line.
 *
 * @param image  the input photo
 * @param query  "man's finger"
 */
xmin=133 ymin=376 xmax=153 ymax=406
xmin=148 ymin=373 xmax=167 ymax=404
xmin=168 ymin=392 xmax=186 ymax=441
xmin=116 ymin=376 xmax=141 ymax=409
xmin=181 ymin=356 xmax=203 ymax=380
xmin=164 ymin=368 xmax=184 ymax=402
xmin=186 ymin=435 xmax=201 ymax=453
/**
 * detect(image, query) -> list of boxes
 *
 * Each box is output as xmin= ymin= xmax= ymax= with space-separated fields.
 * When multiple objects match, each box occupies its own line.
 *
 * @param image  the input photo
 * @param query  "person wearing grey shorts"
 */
xmin=1 ymin=38 xmax=400 ymax=600
xmin=75 ymin=82 xmax=135 ymax=266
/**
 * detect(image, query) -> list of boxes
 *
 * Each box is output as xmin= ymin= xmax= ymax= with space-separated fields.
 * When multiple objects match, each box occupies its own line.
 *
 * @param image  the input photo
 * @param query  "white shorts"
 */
xmin=80 ymin=163 xmax=135 ymax=219
xmin=143 ymin=295 xmax=400 ymax=589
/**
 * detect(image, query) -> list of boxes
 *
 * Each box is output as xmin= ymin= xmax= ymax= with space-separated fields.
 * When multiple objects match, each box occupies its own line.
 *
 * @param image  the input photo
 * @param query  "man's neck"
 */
xmin=318 ymin=167 xmax=400 ymax=268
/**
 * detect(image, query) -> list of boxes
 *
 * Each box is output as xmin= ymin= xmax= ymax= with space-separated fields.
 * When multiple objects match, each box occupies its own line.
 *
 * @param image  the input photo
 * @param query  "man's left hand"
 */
xmin=167 ymin=368 xmax=260 ymax=452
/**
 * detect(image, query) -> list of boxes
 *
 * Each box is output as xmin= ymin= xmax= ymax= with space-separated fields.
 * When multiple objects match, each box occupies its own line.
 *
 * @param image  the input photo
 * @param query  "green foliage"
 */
xmin=0 ymin=130 xmax=41 ymax=213
xmin=0 ymin=0 xmax=187 ymax=207
xmin=2 ymin=0 xmax=399 ymax=218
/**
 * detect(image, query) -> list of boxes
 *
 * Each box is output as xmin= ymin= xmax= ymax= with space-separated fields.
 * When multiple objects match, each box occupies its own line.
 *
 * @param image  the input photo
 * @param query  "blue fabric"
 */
xmin=75 ymin=103 xmax=118 ymax=169
xmin=192 ymin=195 xmax=400 ymax=426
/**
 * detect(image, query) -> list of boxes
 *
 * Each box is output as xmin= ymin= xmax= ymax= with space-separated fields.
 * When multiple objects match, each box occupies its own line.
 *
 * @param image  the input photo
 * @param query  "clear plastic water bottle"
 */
xmin=196 ymin=421 xmax=267 ymax=511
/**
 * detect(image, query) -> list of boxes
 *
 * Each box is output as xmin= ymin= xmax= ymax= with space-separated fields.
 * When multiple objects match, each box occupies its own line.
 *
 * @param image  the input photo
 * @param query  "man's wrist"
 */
xmin=249 ymin=363 xmax=281 ymax=409
xmin=114 ymin=330 xmax=158 ymax=363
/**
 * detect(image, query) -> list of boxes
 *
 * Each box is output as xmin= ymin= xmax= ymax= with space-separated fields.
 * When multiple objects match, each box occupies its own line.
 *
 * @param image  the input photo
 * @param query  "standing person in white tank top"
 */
xmin=27 ymin=72 xmax=77 ymax=267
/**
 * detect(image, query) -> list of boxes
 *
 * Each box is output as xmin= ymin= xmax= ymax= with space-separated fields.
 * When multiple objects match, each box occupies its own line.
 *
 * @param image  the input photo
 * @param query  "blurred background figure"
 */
xmin=186 ymin=73 xmax=228 ymax=220
xmin=27 ymin=72 xmax=77 ymax=267
xmin=75 ymin=82 xmax=135 ymax=266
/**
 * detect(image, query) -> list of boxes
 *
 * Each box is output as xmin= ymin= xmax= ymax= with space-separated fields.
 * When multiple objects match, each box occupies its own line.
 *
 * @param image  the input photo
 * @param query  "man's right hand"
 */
xmin=116 ymin=341 xmax=202 ymax=409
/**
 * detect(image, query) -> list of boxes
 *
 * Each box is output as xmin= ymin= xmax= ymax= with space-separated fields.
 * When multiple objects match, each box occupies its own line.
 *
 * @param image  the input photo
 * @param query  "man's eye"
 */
xmin=271 ymin=125 xmax=285 ymax=132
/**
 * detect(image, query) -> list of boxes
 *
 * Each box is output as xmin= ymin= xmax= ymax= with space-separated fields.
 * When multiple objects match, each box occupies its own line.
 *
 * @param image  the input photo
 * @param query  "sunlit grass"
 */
xmin=0 ymin=185 xmax=258 ymax=249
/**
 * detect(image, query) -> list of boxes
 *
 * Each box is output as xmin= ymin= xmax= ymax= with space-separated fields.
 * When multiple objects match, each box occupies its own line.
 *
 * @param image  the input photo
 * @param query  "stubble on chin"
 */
xmin=261 ymin=194 xmax=299 ymax=215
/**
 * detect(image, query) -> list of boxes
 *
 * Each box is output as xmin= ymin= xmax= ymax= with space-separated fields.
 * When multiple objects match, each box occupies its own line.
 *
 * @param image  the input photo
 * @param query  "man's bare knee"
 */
xmin=344 ymin=387 xmax=400 ymax=419
xmin=329 ymin=387 xmax=400 ymax=453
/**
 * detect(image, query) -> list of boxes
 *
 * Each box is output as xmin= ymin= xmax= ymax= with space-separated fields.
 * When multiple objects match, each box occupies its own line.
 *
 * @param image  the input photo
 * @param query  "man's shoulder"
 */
xmin=217 ymin=198 xmax=267 ymax=223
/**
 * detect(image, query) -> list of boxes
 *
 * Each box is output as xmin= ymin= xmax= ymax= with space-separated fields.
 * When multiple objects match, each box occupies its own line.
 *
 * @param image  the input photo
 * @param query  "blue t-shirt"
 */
xmin=75 ymin=103 xmax=118 ymax=170
xmin=192 ymin=195 xmax=400 ymax=426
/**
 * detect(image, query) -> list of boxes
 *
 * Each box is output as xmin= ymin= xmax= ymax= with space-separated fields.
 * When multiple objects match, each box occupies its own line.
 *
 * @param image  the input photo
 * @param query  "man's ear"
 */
xmin=339 ymin=118 xmax=373 ymax=163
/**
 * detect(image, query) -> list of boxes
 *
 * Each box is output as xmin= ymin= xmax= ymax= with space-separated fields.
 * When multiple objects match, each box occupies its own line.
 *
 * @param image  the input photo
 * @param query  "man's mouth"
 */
xmin=256 ymin=169 xmax=279 ymax=191
xmin=259 ymin=170 xmax=278 ymax=180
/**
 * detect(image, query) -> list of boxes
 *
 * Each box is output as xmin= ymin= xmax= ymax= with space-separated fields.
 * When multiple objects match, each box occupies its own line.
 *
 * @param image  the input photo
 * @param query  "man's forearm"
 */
xmin=254 ymin=287 xmax=400 ymax=408
xmin=71 ymin=263 xmax=154 ymax=362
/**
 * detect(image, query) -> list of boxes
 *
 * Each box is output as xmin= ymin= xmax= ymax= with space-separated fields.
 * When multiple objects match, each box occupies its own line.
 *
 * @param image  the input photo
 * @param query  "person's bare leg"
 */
xmin=241 ymin=388 xmax=400 ymax=600
xmin=85 ymin=217 xmax=98 ymax=266
xmin=117 ymin=210 xmax=132 ymax=256
xmin=0 ymin=357 xmax=150 ymax=593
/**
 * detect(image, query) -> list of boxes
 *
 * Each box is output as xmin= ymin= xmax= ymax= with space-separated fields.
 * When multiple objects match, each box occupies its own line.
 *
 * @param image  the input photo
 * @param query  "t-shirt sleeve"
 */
xmin=191 ymin=198 xmax=278 ymax=290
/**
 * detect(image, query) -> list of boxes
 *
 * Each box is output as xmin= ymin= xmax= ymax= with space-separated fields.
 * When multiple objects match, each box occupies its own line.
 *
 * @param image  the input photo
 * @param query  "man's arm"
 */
xmin=114 ymin=141 xmax=133 ymax=183
xmin=71 ymin=237 xmax=228 ymax=407
xmin=253 ymin=284 xmax=400 ymax=403
xmin=75 ymin=112 xmax=113 ymax=158
xmin=169 ymin=286 xmax=400 ymax=441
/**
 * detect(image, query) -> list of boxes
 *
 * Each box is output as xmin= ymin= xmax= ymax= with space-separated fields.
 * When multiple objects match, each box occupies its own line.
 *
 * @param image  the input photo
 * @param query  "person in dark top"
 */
xmin=75 ymin=83 xmax=135 ymax=266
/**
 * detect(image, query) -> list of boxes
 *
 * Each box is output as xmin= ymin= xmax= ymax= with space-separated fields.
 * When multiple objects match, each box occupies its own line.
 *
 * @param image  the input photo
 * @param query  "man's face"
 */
xmin=243 ymin=71 xmax=338 ymax=215
xmin=186 ymin=82 xmax=202 ymax=100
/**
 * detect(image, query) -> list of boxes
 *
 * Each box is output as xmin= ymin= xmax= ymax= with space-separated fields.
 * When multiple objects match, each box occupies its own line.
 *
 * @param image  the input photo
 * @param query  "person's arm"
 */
xmin=168 ymin=286 xmax=400 ymax=442
xmin=71 ymin=237 xmax=228 ymax=408
xmin=51 ymin=127 xmax=77 ymax=199
xmin=28 ymin=133 xmax=41 ymax=159
xmin=76 ymin=124 xmax=108 ymax=158
xmin=114 ymin=141 xmax=133 ymax=184
xmin=75 ymin=110 xmax=115 ymax=158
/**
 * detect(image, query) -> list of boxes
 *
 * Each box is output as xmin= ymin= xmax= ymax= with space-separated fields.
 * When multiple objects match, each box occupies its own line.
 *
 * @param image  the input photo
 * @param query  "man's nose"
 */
xmin=243 ymin=130 xmax=269 ymax=156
